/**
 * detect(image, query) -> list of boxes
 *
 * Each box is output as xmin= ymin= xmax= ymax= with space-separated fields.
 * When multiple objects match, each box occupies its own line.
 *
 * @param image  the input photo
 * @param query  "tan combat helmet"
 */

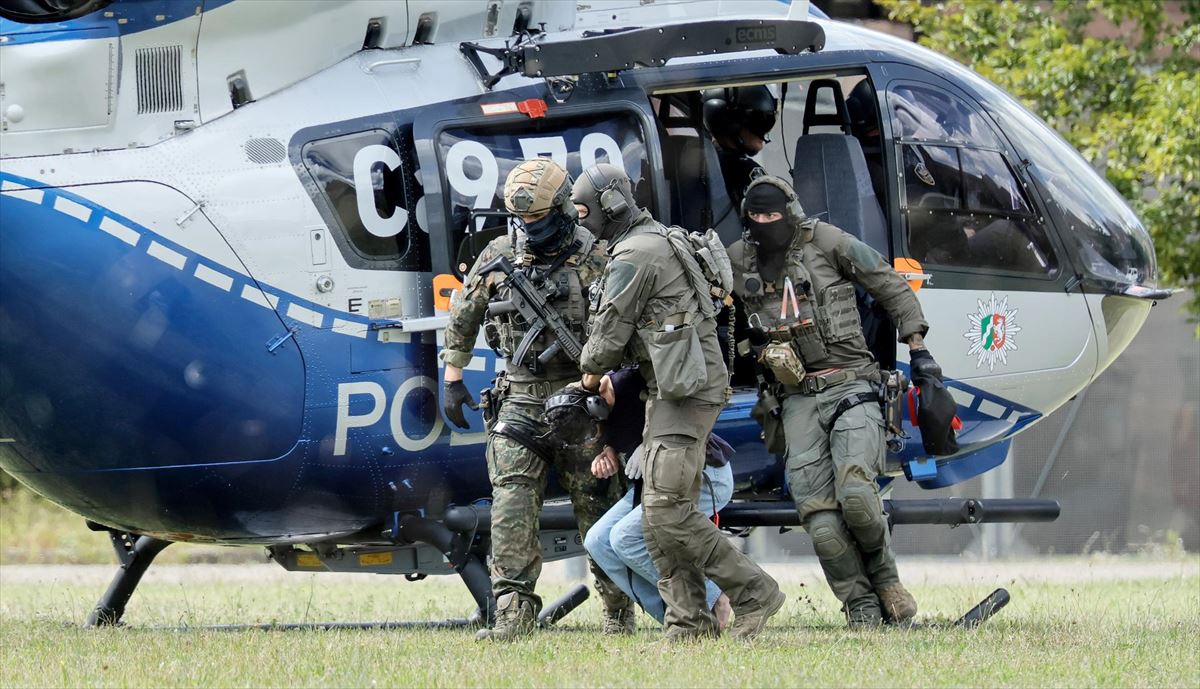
xmin=503 ymin=158 xmax=573 ymax=219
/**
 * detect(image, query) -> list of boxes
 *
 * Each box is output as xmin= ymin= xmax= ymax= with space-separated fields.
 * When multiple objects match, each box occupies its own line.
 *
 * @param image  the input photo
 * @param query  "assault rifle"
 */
xmin=480 ymin=256 xmax=583 ymax=368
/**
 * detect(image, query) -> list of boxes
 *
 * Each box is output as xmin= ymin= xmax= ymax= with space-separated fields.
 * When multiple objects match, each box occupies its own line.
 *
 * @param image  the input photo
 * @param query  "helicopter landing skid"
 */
xmin=84 ymin=526 xmax=173 ymax=627
xmin=888 ymin=588 xmax=1010 ymax=630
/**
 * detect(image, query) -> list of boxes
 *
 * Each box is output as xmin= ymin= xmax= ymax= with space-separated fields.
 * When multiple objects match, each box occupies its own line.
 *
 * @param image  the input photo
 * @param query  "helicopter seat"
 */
xmin=667 ymin=134 xmax=742 ymax=244
xmin=791 ymin=132 xmax=889 ymax=256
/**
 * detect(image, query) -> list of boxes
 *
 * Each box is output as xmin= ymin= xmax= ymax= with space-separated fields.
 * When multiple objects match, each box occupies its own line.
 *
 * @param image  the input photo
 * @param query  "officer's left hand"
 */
xmin=909 ymin=348 xmax=943 ymax=386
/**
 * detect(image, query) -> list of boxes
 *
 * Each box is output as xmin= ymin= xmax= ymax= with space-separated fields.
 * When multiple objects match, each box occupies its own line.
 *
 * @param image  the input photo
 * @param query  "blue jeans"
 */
xmin=584 ymin=462 xmax=735 ymax=624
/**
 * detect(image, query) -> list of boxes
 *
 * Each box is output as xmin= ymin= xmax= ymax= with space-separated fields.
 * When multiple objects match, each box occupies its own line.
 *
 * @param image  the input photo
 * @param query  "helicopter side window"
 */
xmin=302 ymin=129 xmax=411 ymax=264
xmin=892 ymin=84 xmax=1057 ymax=277
xmin=435 ymin=111 xmax=648 ymax=276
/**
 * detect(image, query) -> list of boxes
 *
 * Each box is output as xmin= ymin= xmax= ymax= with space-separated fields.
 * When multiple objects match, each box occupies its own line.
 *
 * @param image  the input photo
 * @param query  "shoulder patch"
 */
xmin=603 ymin=259 xmax=640 ymax=301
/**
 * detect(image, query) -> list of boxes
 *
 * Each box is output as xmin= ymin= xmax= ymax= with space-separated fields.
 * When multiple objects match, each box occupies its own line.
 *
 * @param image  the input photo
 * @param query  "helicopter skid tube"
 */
xmin=463 ymin=497 xmax=1060 ymax=532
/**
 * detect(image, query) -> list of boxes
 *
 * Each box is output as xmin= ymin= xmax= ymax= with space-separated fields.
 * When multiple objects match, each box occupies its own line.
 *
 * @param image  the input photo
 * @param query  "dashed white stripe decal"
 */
xmin=194 ymin=264 xmax=234 ymax=291
xmin=53 ymin=196 xmax=92 ymax=223
xmin=240 ymin=285 xmax=272 ymax=309
xmin=98 ymin=216 xmax=140 ymax=246
xmin=147 ymin=241 xmax=187 ymax=269
xmin=332 ymin=318 xmax=368 ymax=339
xmin=949 ymin=389 xmax=974 ymax=408
xmin=1 ymin=181 xmax=46 ymax=206
xmin=287 ymin=303 xmax=324 ymax=328
xmin=977 ymin=399 xmax=1007 ymax=420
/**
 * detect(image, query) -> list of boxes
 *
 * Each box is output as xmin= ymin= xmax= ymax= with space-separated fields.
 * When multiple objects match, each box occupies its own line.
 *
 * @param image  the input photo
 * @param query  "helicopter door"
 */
xmin=871 ymin=65 xmax=1095 ymax=414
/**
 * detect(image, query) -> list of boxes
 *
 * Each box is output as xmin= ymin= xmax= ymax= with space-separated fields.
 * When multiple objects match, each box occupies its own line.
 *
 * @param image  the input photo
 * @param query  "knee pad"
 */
xmin=840 ymin=482 xmax=884 ymax=530
xmin=805 ymin=511 xmax=850 ymax=560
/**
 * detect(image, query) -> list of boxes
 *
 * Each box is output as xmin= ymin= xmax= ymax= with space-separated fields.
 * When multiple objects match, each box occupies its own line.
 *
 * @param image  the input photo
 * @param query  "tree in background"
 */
xmin=878 ymin=0 xmax=1200 ymax=325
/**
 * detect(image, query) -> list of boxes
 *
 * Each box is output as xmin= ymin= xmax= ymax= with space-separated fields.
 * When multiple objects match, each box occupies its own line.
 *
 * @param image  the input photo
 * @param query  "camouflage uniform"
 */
xmin=441 ymin=226 xmax=630 ymax=618
xmin=730 ymin=177 xmax=928 ymax=623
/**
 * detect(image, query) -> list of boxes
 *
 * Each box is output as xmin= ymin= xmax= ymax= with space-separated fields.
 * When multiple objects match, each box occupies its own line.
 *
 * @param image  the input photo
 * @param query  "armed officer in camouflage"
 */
xmin=730 ymin=175 xmax=940 ymax=627
xmin=573 ymin=163 xmax=785 ymax=642
xmin=439 ymin=159 xmax=633 ymax=641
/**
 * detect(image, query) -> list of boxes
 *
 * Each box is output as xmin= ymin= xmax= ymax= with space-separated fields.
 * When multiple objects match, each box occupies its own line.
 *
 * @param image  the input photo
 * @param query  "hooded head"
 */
xmin=571 ymin=163 xmax=638 ymax=243
xmin=503 ymin=158 xmax=578 ymax=255
xmin=741 ymin=176 xmax=805 ymax=253
xmin=542 ymin=386 xmax=610 ymax=450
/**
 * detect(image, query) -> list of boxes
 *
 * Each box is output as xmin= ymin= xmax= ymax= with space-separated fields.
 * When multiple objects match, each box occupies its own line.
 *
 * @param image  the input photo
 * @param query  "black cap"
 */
xmin=744 ymin=182 xmax=789 ymax=214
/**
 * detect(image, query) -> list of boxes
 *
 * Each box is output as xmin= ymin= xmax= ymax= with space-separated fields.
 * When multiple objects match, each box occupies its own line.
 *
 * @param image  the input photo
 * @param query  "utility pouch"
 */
xmin=750 ymin=388 xmax=786 ymax=455
xmin=643 ymin=323 xmax=706 ymax=400
xmin=479 ymin=387 xmax=499 ymax=430
xmin=818 ymin=282 xmax=862 ymax=342
xmin=758 ymin=341 xmax=806 ymax=386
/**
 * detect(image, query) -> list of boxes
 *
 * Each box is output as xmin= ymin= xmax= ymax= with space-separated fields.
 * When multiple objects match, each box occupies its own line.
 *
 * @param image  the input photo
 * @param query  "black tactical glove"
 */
xmin=909 ymin=349 xmax=958 ymax=455
xmin=909 ymin=348 xmax=942 ymax=385
xmin=442 ymin=380 xmax=478 ymax=430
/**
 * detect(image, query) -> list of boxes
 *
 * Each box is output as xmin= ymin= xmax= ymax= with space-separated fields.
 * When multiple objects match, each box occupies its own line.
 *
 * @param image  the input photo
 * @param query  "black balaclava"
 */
xmin=744 ymin=182 xmax=795 ymax=282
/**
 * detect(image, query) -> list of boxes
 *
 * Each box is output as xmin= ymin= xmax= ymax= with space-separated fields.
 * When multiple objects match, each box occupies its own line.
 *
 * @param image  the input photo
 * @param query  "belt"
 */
xmin=504 ymin=378 xmax=574 ymax=399
xmin=796 ymin=367 xmax=880 ymax=395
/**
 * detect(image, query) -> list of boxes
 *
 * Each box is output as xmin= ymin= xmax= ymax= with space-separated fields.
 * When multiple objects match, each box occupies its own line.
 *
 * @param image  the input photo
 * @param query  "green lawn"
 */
xmin=1 ymin=564 xmax=1196 ymax=688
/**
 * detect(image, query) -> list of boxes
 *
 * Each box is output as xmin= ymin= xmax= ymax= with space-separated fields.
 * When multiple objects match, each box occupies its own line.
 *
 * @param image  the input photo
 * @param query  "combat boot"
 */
xmin=475 ymin=592 xmax=536 ymax=642
xmin=728 ymin=588 xmax=786 ymax=641
xmin=601 ymin=604 xmax=637 ymax=635
xmin=877 ymin=582 xmax=918 ymax=624
xmin=845 ymin=596 xmax=882 ymax=629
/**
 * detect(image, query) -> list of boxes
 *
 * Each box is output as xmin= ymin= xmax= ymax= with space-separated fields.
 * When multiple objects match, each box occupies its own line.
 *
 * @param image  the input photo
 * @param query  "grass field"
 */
xmin=1 ymin=559 xmax=1197 ymax=688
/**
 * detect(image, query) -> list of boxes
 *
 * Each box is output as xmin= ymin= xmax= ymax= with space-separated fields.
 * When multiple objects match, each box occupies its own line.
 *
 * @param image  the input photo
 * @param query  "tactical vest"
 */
xmin=734 ymin=220 xmax=868 ymax=370
xmin=487 ymin=229 xmax=597 ymax=380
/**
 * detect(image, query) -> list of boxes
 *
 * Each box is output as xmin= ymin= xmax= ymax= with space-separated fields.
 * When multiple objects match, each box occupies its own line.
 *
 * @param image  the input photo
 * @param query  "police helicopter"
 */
xmin=0 ymin=0 xmax=1167 ymax=628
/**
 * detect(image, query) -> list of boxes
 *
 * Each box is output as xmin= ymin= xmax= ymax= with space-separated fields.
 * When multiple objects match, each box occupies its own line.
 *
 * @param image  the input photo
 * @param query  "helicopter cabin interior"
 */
xmin=638 ymin=68 xmax=1064 ymax=379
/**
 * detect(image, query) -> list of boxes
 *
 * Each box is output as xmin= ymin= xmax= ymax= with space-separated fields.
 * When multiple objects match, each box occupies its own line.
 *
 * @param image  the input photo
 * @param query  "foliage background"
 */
xmin=878 ymin=0 xmax=1200 ymax=325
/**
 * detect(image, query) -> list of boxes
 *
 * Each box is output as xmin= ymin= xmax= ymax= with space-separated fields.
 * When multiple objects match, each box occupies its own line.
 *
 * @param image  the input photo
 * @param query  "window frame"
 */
xmin=299 ymin=126 xmax=422 ymax=271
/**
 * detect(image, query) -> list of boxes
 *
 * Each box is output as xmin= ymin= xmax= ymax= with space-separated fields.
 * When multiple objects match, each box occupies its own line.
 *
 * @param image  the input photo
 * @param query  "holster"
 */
xmin=479 ymin=373 xmax=508 ymax=430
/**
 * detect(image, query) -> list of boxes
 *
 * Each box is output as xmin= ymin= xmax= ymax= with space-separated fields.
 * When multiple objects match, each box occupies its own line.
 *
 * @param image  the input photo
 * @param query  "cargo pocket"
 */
xmin=645 ymin=443 xmax=690 ymax=498
xmin=643 ymin=324 xmax=705 ymax=400
xmin=830 ymin=406 xmax=886 ymax=477
xmin=818 ymin=282 xmax=862 ymax=343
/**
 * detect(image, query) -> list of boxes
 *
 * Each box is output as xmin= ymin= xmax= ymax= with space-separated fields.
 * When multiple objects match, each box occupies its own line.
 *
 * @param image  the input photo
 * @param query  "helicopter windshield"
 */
xmin=986 ymin=90 xmax=1158 ymax=290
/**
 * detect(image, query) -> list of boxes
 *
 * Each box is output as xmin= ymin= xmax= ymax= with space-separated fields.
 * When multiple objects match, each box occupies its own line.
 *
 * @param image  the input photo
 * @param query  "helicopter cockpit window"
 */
xmin=435 ymin=112 xmax=648 ymax=276
xmin=892 ymin=84 xmax=1057 ymax=277
xmin=890 ymin=84 xmax=999 ymax=148
xmin=302 ymin=129 xmax=411 ymax=264
xmin=987 ymin=95 xmax=1157 ymax=288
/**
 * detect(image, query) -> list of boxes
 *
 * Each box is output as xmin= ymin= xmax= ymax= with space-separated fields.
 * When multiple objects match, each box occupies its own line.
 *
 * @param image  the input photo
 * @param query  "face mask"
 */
xmin=748 ymin=218 xmax=793 ymax=252
xmin=523 ymin=209 xmax=572 ymax=254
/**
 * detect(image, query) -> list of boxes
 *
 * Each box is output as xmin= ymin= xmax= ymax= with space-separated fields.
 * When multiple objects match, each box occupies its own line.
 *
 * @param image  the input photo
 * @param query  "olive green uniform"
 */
xmin=441 ymin=227 xmax=630 ymax=616
xmin=730 ymin=219 xmax=927 ymax=612
xmin=581 ymin=209 xmax=782 ymax=636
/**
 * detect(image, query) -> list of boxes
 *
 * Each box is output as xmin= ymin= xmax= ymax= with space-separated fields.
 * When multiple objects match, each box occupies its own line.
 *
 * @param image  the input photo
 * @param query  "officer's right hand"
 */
xmin=624 ymin=445 xmax=644 ymax=481
xmin=442 ymin=380 xmax=478 ymax=429
xmin=592 ymin=446 xmax=620 ymax=479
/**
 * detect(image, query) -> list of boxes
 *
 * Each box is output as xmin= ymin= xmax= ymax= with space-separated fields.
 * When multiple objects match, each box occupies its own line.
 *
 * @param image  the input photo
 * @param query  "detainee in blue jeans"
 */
xmin=583 ymin=369 xmax=736 ymax=627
